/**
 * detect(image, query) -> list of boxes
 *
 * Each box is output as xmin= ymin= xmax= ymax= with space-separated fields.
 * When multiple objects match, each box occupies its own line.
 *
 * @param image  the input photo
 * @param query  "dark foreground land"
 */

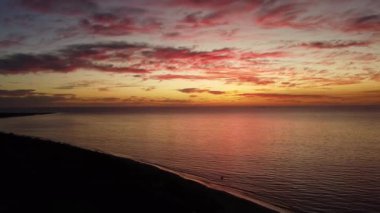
xmin=0 ymin=124 xmax=274 ymax=213
xmin=0 ymin=113 xmax=51 ymax=118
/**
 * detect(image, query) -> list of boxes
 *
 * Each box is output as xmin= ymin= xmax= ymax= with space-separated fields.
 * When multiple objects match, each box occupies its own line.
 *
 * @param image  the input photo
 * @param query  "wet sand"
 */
xmin=0 ymin=114 xmax=275 ymax=213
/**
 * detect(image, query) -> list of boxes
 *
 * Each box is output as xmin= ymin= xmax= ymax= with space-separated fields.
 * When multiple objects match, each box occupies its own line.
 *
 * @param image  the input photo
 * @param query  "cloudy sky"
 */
xmin=0 ymin=0 xmax=379 ymax=107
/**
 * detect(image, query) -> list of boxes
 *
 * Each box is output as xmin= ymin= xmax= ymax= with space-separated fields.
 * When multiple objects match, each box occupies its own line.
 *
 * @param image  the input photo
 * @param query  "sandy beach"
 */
xmin=0 ymin=114 xmax=275 ymax=213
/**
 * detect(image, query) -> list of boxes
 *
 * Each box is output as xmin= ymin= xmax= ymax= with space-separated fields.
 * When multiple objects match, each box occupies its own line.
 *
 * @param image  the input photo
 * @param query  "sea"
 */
xmin=0 ymin=107 xmax=379 ymax=212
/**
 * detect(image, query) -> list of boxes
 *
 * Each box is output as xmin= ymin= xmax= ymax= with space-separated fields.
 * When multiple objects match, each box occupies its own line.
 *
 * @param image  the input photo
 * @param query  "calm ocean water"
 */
xmin=0 ymin=108 xmax=379 ymax=212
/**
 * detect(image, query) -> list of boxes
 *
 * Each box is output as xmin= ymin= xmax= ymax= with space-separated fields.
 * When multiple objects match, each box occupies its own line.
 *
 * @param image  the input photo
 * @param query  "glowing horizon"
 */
xmin=0 ymin=0 xmax=379 ymax=108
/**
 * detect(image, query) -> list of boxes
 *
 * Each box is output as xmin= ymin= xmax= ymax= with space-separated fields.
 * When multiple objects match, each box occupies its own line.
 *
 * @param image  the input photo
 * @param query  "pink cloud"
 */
xmin=254 ymin=3 xmax=320 ymax=30
xmin=0 ymin=41 xmax=375 ymax=88
xmin=300 ymin=75 xmax=365 ymax=86
xmin=344 ymin=15 xmax=380 ymax=32
xmin=252 ymin=1 xmax=380 ymax=33
xmin=241 ymin=51 xmax=288 ymax=59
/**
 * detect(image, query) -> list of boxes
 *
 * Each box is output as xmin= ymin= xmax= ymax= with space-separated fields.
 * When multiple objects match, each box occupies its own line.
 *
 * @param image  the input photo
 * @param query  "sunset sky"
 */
xmin=0 ymin=0 xmax=379 ymax=107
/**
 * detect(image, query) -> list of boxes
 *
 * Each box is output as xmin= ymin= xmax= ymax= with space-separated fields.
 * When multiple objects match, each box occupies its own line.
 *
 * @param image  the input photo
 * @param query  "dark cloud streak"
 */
xmin=0 ymin=42 xmax=151 ymax=74
xmin=178 ymin=88 xmax=226 ymax=95
xmin=18 ymin=0 xmax=98 ymax=15
xmin=0 ymin=89 xmax=37 ymax=96
xmin=298 ymin=41 xmax=371 ymax=49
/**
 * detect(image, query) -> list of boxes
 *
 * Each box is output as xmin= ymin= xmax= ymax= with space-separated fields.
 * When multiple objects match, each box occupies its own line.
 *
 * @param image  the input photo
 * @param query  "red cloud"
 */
xmin=3 ymin=41 xmax=374 ymax=88
xmin=178 ymin=88 xmax=225 ymax=95
xmin=143 ymin=47 xmax=235 ymax=64
xmin=344 ymin=15 xmax=380 ymax=32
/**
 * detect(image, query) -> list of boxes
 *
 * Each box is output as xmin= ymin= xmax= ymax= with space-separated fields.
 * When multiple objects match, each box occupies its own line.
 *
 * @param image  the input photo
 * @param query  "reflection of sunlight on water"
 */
xmin=0 ymin=110 xmax=379 ymax=212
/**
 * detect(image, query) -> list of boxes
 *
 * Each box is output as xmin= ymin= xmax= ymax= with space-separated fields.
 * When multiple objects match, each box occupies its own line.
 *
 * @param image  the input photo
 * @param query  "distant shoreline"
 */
xmin=0 ymin=112 xmax=53 ymax=118
xmin=0 ymin=105 xmax=379 ymax=114
xmin=0 ymin=113 xmax=278 ymax=212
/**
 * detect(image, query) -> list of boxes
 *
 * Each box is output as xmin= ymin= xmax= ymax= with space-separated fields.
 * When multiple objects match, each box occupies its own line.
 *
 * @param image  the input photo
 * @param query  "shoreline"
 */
xmin=108 ymin=151 xmax=290 ymax=213
xmin=0 ymin=113 xmax=289 ymax=212
xmin=0 ymin=130 xmax=278 ymax=212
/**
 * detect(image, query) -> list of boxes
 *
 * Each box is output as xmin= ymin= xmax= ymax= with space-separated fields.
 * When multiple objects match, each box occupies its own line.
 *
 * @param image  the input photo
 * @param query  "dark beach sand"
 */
xmin=0 ymin=114 xmax=275 ymax=213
